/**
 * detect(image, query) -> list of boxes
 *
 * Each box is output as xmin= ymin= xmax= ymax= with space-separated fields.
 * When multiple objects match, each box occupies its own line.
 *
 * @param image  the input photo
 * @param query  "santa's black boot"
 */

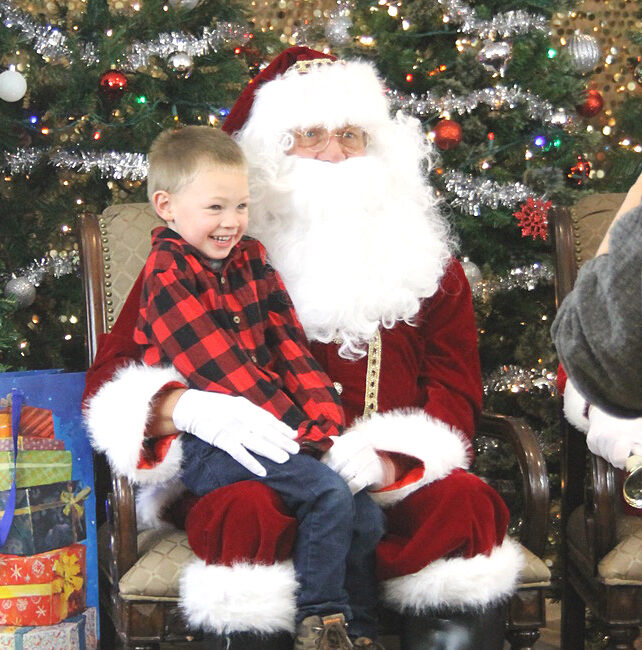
xmin=203 ymin=631 xmax=293 ymax=649
xmin=400 ymin=602 xmax=506 ymax=650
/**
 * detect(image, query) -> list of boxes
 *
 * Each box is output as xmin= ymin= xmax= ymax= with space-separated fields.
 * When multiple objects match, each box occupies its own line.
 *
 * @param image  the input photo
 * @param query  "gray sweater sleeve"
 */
xmin=551 ymin=204 xmax=642 ymax=417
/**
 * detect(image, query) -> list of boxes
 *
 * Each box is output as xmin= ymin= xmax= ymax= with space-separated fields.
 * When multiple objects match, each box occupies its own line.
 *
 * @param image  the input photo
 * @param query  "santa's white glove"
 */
xmin=321 ymin=431 xmax=388 ymax=494
xmin=586 ymin=407 xmax=642 ymax=470
xmin=172 ymin=389 xmax=299 ymax=477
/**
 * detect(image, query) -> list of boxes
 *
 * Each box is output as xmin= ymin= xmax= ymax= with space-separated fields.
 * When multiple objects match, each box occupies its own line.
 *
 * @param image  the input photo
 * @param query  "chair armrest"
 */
xmin=562 ymin=418 xmax=617 ymax=563
xmin=111 ymin=474 xmax=139 ymax=579
xmin=478 ymin=412 xmax=549 ymax=557
xmin=587 ymin=452 xmax=618 ymax=560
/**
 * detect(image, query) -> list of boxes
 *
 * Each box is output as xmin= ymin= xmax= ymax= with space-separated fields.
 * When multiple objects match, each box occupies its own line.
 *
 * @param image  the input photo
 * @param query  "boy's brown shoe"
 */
xmin=293 ymin=613 xmax=354 ymax=650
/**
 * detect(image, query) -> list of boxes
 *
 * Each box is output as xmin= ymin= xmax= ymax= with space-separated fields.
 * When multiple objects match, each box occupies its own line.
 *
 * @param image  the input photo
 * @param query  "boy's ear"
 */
xmin=152 ymin=190 xmax=173 ymax=223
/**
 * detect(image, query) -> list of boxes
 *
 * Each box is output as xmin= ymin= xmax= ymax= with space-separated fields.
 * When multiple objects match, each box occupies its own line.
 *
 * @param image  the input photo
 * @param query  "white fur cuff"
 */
xmin=84 ymin=362 xmax=185 ymax=484
xmin=380 ymin=538 xmax=524 ymax=613
xmin=179 ymin=560 xmax=298 ymax=634
xmin=349 ymin=408 xmax=470 ymax=507
xmin=563 ymin=378 xmax=590 ymax=433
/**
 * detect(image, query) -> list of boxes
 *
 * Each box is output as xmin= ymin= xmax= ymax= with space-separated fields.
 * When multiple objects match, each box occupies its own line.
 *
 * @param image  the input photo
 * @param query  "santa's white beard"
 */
xmin=247 ymin=155 xmax=453 ymax=359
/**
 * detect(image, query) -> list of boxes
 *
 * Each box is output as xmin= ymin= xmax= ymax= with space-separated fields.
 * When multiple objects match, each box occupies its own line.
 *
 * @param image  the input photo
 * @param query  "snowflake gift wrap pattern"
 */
xmin=0 ymin=544 xmax=86 ymax=626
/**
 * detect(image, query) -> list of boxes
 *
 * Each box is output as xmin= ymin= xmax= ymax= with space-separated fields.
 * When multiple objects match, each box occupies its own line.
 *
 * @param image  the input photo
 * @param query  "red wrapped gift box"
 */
xmin=0 ymin=544 xmax=86 ymax=626
xmin=0 ymin=405 xmax=54 ymax=439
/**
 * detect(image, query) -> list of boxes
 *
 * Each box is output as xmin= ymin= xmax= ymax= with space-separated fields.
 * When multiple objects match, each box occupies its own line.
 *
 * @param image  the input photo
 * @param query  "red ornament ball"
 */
xmin=577 ymin=89 xmax=604 ymax=118
xmin=566 ymin=155 xmax=592 ymax=186
xmin=433 ymin=119 xmax=462 ymax=150
xmin=99 ymin=70 xmax=128 ymax=99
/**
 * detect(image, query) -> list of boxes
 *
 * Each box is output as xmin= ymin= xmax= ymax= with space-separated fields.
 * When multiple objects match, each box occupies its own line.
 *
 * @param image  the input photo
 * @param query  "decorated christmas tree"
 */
xmin=0 ymin=0 xmax=640 ymax=602
xmin=0 ymin=0 xmax=279 ymax=369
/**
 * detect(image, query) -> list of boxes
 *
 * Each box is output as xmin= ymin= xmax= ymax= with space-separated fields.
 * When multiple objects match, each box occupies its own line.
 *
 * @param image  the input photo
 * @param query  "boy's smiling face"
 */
xmin=154 ymin=165 xmax=249 ymax=260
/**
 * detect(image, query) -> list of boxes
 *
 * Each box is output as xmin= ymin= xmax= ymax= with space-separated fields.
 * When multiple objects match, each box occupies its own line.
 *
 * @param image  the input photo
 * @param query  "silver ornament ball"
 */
xmin=167 ymin=52 xmax=194 ymax=79
xmin=478 ymin=40 xmax=512 ymax=78
xmin=325 ymin=16 xmax=352 ymax=46
xmin=568 ymin=33 xmax=601 ymax=73
xmin=5 ymin=276 xmax=36 ymax=308
xmin=461 ymin=257 xmax=482 ymax=288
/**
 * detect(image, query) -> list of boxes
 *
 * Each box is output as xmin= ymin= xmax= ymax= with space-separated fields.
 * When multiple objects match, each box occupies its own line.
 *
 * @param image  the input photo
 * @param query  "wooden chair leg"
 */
xmin=561 ymin=580 xmax=585 ymax=650
xmin=504 ymin=628 xmax=541 ymax=649
xmin=606 ymin=624 xmax=640 ymax=650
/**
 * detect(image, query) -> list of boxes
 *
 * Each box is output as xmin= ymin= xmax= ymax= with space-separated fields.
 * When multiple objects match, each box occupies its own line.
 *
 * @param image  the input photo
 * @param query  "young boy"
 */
xmin=134 ymin=126 xmax=385 ymax=649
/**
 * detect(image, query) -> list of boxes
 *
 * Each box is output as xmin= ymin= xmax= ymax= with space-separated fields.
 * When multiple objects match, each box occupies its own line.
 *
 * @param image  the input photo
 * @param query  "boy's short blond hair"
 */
xmin=147 ymin=126 xmax=246 ymax=201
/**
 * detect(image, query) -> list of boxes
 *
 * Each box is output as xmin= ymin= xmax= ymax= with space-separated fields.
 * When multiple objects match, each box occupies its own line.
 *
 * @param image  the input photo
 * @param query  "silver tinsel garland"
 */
xmin=0 ymin=1 xmax=249 ymax=68
xmin=3 ymin=147 xmax=44 ymax=174
xmin=472 ymin=262 xmax=555 ymax=301
xmin=443 ymin=171 xmax=538 ymax=216
xmin=4 ymin=150 xmax=549 ymax=220
xmin=388 ymin=85 xmax=568 ymax=125
xmin=0 ymin=251 xmax=80 ymax=288
xmin=2 ymin=148 xmax=149 ymax=179
xmin=50 ymin=150 xmax=148 ymax=180
xmin=0 ymin=2 xmax=72 ymax=60
xmin=436 ymin=0 xmax=548 ymax=39
xmin=483 ymin=364 xmax=557 ymax=396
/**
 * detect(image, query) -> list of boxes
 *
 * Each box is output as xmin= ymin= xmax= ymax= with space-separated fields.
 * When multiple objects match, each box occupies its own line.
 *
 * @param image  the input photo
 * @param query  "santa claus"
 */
xmin=84 ymin=47 xmax=523 ymax=649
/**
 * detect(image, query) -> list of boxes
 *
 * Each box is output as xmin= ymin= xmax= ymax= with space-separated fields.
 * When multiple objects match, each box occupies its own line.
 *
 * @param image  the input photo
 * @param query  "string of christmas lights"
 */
xmin=436 ymin=1 xmax=548 ymax=39
xmin=483 ymin=363 xmax=557 ymax=396
xmin=443 ymin=171 xmax=539 ymax=216
xmin=388 ymin=85 xmax=569 ymax=126
xmin=0 ymin=2 xmax=249 ymax=69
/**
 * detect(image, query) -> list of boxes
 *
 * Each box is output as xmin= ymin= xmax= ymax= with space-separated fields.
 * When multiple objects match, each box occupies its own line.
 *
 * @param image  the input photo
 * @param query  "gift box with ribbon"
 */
xmin=0 ymin=451 xmax=72 ymax=492
xmin=0 ymin=438 xmax=65 ymax=452
xmin=0 ymin=544 xmax=86 ymax=626
xmin=0 ymin=606 xmax=97 ymax=650
xmin=0 ymin=405 xmax=54 ymax=440
xmin=0 ymin=481 xmax=90 ymax=556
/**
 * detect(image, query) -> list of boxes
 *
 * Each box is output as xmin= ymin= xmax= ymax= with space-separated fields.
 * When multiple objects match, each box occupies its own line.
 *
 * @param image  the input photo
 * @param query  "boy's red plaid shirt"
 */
xmin=134 ymin=227 xmax=344 ymax=455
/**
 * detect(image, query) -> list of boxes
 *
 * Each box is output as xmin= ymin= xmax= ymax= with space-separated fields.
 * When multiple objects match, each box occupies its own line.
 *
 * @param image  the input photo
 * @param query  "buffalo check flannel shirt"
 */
xmin=134 ymin=227 xmax=344 ymax=455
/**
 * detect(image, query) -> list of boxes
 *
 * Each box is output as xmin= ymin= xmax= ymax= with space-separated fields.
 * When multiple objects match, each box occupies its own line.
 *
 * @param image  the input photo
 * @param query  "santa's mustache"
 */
xmin=246 ymin=155 xmax=452 ymax=359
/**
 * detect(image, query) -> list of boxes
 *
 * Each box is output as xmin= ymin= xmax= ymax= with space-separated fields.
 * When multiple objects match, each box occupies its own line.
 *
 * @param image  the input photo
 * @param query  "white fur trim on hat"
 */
xmin=380 ymin=538 xmax=524 ymax=613
xmin=179 ymin=559 xmax=298 ymax=634
xmin=349 ymin=408 xmax=470 ymax=507
xmin=563 ymin=378 xmax=590 ymax=433
xmin=246 ymin=59 xmax=390 ymax=137
xmin=83 ymin=362 xmax=185 ymax=485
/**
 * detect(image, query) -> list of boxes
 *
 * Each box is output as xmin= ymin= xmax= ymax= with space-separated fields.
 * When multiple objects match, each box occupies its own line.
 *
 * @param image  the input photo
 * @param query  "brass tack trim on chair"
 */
xmin=363 ymin=330 xmax=382 ymax=417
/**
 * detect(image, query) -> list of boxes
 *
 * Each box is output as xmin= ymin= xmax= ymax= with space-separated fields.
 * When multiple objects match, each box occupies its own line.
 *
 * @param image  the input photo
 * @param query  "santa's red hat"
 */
xmin=222 ymin=46 xmax=391 ymax=138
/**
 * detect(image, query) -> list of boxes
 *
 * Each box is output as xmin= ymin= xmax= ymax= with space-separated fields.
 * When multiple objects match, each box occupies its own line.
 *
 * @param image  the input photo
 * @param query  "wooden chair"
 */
xmin=552 ymin=193 xmax=642 ymax=650
xmin=79 ymin=203 xmax=551 ymax=649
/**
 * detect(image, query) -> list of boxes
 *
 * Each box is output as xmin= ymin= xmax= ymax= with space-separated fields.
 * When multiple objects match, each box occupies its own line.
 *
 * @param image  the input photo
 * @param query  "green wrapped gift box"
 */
xmin=0 ymin=450 xmax=72 ymax=491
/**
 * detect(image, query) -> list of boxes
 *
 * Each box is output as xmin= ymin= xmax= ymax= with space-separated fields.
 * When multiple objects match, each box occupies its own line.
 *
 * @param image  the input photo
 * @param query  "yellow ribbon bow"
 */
xmin=52 ymin=551 xmax=84 ymax=618
xmin=61 ymin=486 xmax=91 ymax=517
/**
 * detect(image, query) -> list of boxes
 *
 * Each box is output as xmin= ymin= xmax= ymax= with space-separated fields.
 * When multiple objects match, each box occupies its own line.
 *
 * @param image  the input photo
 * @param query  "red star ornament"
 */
xmin=513 ymin=197 xmax=552 ymax=241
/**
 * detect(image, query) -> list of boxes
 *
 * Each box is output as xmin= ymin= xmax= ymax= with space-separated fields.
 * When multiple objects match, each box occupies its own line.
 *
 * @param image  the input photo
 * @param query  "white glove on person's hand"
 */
xmin=172 ymin=389 xmax=299 ymax=477
xmin=586 ymin=407 xmax=642 ymax=470
xmin=321 ymin=431 xmax=386 ymax=494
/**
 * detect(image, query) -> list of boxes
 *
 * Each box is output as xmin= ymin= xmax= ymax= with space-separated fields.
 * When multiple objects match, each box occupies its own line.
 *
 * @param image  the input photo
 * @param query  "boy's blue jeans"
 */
xmin=180 ymin=433 xmax=386 ymax=639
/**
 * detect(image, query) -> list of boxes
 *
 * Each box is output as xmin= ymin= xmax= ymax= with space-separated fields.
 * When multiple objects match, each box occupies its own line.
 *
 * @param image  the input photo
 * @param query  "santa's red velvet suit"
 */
xmin=84 ymin=47 xmax=523 ymax=641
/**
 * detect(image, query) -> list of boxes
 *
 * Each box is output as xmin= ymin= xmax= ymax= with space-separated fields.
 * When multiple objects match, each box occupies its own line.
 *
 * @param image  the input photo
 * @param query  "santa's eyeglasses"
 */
xmin=291 ymin=125 xmax=369 ymax=155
